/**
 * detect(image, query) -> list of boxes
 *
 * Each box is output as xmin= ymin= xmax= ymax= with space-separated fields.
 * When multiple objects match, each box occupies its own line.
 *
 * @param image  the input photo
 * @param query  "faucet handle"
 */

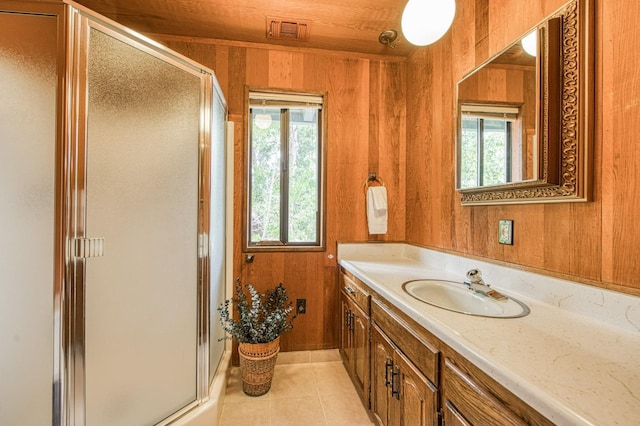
xmin=466 ymin=269 xmax=483 ymax=283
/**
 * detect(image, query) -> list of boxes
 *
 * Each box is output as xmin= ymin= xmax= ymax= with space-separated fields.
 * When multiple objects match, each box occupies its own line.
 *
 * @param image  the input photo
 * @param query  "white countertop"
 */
xmin=337 ymin=243 xmax=640 ymax=426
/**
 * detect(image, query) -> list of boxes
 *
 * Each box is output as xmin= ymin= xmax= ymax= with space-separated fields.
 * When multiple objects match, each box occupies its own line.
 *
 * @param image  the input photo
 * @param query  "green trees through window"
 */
xmin=460 ymin=116 xmax=512 ymax=188
xmin=248 ymin=98 xmax=323 ymax=248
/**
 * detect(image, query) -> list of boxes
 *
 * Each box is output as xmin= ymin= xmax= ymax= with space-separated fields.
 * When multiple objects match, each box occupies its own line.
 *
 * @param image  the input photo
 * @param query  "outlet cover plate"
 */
xmin=498 ymin=219 xmax=514 ymax=245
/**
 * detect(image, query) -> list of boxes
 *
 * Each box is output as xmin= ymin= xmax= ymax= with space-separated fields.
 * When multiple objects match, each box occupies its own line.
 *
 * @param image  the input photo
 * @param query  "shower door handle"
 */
xmin=73 ymin=237 xmax=105 ymax=259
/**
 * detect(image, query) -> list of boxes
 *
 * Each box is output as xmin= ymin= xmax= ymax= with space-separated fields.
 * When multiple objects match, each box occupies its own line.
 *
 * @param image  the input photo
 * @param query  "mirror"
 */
xmin=456 ymin=0 xmax=594 ymax=205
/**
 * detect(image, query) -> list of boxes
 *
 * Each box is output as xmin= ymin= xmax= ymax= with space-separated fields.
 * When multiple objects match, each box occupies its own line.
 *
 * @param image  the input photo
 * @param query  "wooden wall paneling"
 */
xmin=504 ymin=205 xmax=545 ymax=268
xmin=367 ymin=60 xmax=408 ymax=241
xmin=451 ymin=0 xmax=476 ymax=80
xmin=601 ymin=8 xmax=640 ymax=293
xmin=162 ymin=39 xmax=216 ymax=71
xmin=379 ymin=61 xmax=407 ymax=240
xmin=486 ymin=0 xmax=568 ymax=60
xmin=328 ymin=57 xmax=371 ymax=241
xmin=599 ymin=0 xmax=614 ymax=285
xmin=282 ymin=252 xmax=317 ymax=351
xmin=227 ymin=47 xmax=247 ymax=116
xmin=232 ymin=121 xmax=244 ymax=284
xmin=474 ymin=0 xmax=490 ymax=65
xmin=367 ymin=61 xmax=383 ymax=242
xmin=426 ymin=48 xmax=443 ymax=247
xmin=214 ymin=44 xmax=230 ymax=96
xmin=438 ymin=39 xmax=458 ymax=251
xmin=245 ymin=47 xmax=269 ymax=87
xmin=405 ymin=0 xmax=618 ymax=292
xmin=159 ymin=38 xmax=408 ymax=350
xmin=450 ymin=4 xmax=477 ymax=254
xmin=302 ymin=53 xmax=330 ymax=92
xmin=600 ymin=0 xmax=640 ymax=291
xmin=230 ymin=119 xmax=244 ymax=365
xmin=469 ymin=207 xmax=491 ymax=258
xmin=405 ymin=49 xmax=432 ymax=243
xmin=267 ymin=50 xmax=304 ymax=88
xmin=368 ymin=61 xmax=381 ymax=182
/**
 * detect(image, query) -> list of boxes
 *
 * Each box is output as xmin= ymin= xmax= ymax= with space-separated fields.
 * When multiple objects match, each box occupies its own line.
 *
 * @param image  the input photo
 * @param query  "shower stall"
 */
xmin=0 ymin=1 xmax=228 ymax=425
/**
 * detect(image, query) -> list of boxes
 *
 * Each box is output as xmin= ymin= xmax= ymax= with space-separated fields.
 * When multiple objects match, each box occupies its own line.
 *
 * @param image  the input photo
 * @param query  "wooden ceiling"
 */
xmin=74 ymin=0 xmax=417 ymax=57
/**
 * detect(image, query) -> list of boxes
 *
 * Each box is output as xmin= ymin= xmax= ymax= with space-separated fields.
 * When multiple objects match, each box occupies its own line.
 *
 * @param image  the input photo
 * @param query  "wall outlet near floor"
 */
xmin=296 ymin=298 xmax=306 ymax=314
xmin=498 ymin=219 xmax=514 ymax=245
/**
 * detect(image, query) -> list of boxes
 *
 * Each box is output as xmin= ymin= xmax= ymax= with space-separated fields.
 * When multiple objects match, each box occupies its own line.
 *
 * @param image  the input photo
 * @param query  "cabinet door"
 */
xmin=395 ymin=351 xmax=438 ymax=426
xmin=340 ymin=291 xmax=353 ymax=367
xmin=352 ymin=301 xmax=370 ymax=405
xmin=371 ymin=325 xmax=395 ymax=426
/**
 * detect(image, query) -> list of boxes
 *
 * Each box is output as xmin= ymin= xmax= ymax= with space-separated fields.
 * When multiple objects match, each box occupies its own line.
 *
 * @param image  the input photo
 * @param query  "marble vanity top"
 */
xmin=337 ymin=243 xmax=640 ymax=426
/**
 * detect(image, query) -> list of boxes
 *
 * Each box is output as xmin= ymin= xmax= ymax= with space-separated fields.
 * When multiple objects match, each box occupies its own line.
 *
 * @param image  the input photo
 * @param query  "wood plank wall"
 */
xmin=152 ymin=0 xmax=640 ymax=354
xmin=157 ymin=38 xmax=407 ymax=350
xmin=407 ymin=0 xmax=640 ymax=296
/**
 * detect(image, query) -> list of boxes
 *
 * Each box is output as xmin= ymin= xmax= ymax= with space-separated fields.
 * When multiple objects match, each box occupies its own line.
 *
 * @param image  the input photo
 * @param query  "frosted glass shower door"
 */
xmin=0 ymin=10 xmax=58 ymax=426
xmin=84 ymin=27 xmax=202 ymax=425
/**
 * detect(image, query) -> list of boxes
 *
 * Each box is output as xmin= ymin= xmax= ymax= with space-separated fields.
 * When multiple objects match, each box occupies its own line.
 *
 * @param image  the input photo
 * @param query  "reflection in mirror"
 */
xmin=458 ymin=29 xmax=538 ymax=189
xmin=459 ymin=98 xmax=534 ymax=188
xmin=455 ymin=0 xmax=593 ymax=205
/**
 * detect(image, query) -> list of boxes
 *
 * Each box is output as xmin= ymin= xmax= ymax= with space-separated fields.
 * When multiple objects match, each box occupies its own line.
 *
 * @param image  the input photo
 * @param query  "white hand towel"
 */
xmin=367 ymin=186 xmax=388 ymax=234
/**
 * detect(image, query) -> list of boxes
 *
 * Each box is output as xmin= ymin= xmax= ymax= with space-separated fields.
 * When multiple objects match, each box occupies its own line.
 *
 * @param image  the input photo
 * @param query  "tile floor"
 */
xmin=219 ymin=349 xmax=375 ymax=426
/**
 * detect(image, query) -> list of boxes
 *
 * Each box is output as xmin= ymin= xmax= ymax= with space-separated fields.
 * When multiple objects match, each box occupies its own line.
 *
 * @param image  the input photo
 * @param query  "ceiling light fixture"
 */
xmin=401 ymin=0 xmax=456 ymax=46
xmin=521 ymin=30 xmax=537 ymax=56
xmin=378 ymin=29 xmax=399 ymax=48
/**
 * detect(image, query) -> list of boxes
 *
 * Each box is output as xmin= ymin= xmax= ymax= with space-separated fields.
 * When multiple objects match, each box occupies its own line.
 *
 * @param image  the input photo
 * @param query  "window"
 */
xmin=246 ymin=91 xmax=325 ymax=250
xmin=459 ymin=104 xmax=521 ymax=189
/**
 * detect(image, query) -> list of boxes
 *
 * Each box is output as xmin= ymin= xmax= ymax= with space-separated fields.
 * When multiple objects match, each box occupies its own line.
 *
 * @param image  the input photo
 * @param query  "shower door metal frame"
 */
xmin=63 ymin=2 xmax=217 ymax=425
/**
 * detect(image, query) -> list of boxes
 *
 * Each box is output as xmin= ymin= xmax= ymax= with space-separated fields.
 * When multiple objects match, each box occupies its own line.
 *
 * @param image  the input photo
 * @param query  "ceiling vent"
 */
xmin=267 ymin=17 xmax=310 ymax=41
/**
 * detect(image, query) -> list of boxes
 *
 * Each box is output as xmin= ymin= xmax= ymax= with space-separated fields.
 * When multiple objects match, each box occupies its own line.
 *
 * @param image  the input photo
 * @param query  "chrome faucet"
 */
xmin=463 ymin=269 xmax=505 ymax=299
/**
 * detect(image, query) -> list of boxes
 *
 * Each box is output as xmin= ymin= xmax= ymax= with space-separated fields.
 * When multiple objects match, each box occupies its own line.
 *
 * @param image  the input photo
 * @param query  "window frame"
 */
xmin=243 ymin=88 xmax=327 ymax=252
xmin=459 ymin=103 xmax=520 ymax=188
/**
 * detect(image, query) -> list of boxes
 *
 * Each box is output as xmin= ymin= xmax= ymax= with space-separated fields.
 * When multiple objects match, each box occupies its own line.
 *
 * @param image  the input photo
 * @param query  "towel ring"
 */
xmin=363 ymin=173 xmax=384 ymax=195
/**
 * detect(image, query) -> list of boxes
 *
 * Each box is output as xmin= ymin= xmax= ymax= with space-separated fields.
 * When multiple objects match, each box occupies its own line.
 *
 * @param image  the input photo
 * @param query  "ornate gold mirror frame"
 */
xmin=457 ymin=0 xmax=594 ymax=205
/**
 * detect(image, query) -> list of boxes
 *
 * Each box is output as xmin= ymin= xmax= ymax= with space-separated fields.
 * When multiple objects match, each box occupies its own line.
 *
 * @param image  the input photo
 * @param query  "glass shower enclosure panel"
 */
xmin=0 ymin=10 xmax=58 ymax=426
xmin=84 ymin=27 xmax=202 ymax=425
xmin=209 ymin=86 xmax=227 ymax=382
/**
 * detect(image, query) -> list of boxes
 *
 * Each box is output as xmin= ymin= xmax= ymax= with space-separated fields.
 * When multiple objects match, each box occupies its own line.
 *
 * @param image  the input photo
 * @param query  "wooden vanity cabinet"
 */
xmin=339 ymin=268 xmax=553 ymax=426
xmin=339 ymin=271 xmax=371 ymax=407
xmin=371 ymin=324 xmax=438 ymax=426
xmin=371 ymin=300 xmax=439 ymax=426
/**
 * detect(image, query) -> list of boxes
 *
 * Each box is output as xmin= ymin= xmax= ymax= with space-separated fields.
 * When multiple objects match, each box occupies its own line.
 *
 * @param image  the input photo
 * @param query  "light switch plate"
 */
xmin=498 ymin=220 xmax=513 ymax=245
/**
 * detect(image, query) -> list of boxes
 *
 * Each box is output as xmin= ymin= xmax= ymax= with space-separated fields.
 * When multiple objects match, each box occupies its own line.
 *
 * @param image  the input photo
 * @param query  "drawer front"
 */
xmin=443 ymin=357 xmax=526 ymax=426
xmin=371 ymin=299 xmax=439 ymax=385
xmin=342 ymin=272 xmax=370 ymax=313
xmin=443 ymin=356 xmax=554 ymax=426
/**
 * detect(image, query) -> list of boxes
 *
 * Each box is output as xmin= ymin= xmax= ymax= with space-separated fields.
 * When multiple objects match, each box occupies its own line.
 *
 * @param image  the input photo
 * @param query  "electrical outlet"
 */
xmin=296 ymin=299 xmax=306 ymax=314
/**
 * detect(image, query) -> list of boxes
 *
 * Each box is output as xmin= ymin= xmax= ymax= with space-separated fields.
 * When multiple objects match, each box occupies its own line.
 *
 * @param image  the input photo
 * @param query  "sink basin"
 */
xmin=402 ymin=279 xmax=530 ymax=318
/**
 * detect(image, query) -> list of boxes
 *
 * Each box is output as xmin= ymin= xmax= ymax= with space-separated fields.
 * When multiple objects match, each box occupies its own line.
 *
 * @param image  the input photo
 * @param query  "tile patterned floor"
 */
xmin=219 ymin=350 xmax=375 ymax=426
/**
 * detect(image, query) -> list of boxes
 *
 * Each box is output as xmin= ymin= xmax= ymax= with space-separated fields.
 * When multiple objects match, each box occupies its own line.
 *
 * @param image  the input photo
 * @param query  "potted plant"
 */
xmin=218 ymin=279 xmax=297 ymax=396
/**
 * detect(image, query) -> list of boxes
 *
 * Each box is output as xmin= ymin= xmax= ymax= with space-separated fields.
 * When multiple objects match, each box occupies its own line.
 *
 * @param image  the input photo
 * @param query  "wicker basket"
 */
xmin=238 ymin=337 xmax=280 ymax=396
